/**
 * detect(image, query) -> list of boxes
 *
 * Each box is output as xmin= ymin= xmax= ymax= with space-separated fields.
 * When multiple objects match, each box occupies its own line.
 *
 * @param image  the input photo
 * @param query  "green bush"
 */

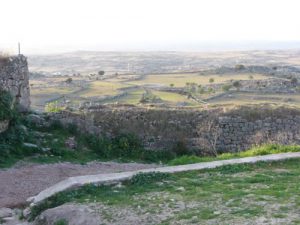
xmin=129 ymin=172 xmax=170 ymax=186
xmin=0 ymin=90 xmax=14 ymax=121
xmin=54 ymin=219 xmax=68 ymax=225
xmin=222 ymin=84 xmax=232 ymax=92
xmin=45 ymin=101 xmax=65 ymax=113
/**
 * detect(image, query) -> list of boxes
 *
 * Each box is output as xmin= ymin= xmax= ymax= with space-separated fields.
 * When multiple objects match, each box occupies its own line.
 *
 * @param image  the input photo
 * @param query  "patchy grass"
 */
xmin=30 ymin=158 xmax=300 ymax=224
xmin=152 ymin=91 xmax=196 ymax=105
xmin=79 ymin=81 xmax=130 ymax=97
xmin=168 ymin=144 xmax=300 ymax=165
xmin=131 ymin=73 xmax=269 ymax=87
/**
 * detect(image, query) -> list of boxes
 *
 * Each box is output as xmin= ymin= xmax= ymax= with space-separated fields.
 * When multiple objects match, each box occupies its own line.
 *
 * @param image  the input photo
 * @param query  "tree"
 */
xmin=235 ymin=64 xmax=245 ymax=70
xmin=170 ymin=83 xmax=174 ymax=87
xmin=233 ymin=81 xmax=241 ymax=90
xmin=248 ymin=75 xmax=254 ymax=80
xmin=222 ymin=84 xmax=232 ymax=92
xmin=98 ymin=71 xmax=105 ymax=76
xmin=65 ymin=77 xmax=72 ymax=83
xmin=209 ymin=78 xmax=214 ymax=83
xmin=291 ymin=77 xmax=298 ymax=86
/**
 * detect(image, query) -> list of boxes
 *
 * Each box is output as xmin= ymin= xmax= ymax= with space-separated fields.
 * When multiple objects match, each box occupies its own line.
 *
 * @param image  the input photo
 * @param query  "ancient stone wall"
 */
xmin=53 ymin=105 xmax=300 ymax=154
xmin=0 ymin=55 xmax=30 ymax=112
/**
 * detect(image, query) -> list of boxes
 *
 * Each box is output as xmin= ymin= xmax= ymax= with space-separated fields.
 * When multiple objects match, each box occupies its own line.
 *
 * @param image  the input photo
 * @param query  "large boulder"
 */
xmin=34 ymin=204 xmax=101 ymax=225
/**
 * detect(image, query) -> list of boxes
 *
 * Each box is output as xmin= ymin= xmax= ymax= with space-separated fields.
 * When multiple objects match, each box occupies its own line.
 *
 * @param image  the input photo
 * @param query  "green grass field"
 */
xmin=78 ymin=81 xmax=131 ymax=97
xmin=30 ymin=158 xmax=300 ymax=224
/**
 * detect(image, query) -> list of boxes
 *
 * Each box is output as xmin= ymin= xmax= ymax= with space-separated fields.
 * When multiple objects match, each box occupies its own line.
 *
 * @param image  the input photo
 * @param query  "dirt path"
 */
xmin=0 ymin=162 xmax=157 ymax=208
xmin=30 ymin=152 xmax=300 ymax=206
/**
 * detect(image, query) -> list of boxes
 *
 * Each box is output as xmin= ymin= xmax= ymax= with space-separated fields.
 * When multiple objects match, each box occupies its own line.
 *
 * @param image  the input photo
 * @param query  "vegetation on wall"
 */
xmin=0 ymin=90 xmax=15 ymax=121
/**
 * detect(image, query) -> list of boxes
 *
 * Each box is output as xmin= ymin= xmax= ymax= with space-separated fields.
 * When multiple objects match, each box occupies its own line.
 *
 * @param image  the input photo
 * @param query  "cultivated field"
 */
xmin=28 ymin=50 xmax=300 ymax=111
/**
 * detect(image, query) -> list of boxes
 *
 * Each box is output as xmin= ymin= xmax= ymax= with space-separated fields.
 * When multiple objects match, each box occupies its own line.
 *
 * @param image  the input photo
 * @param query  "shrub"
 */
xmin=129 ymin=172 xmax=170 ymax=186
xmin=54 ymin=220 xmax=68 ymax=225
xmin=233 ymin=81 xmax=241 ymax=89
xmin=45 ymin=101 xmax=65 ymax=113
xmin=0 ymin=90 xmax=14 ymax=121
xmin=235 ymin=64 xmax=245 ymax=70
xmin=291 ymin=77 xmax=298 ymax=85
xmin=112 ymin=133 xmax=143 ymax=158
xmin=222 ymin=84 xmax=232 ymax=92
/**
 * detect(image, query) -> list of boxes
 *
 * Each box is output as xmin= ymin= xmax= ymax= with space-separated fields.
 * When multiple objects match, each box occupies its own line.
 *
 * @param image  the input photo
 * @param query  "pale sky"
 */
xmin=1 ymin=0 xmax=300 ymax=54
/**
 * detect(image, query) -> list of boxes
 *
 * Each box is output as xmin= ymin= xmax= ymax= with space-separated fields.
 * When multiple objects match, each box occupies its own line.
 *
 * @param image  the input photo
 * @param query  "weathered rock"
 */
xmin=26 ymin=114 xmax=45 ymax=126
xmin=34 ymin=204 xmax=101 ymax=225
xmin=0 ymin=207 xmax=13 ymax=219
xmin=0 ymin=55 xmax=30 ymax=112
xmin=23 ymin=143 xmax=39 ymax=149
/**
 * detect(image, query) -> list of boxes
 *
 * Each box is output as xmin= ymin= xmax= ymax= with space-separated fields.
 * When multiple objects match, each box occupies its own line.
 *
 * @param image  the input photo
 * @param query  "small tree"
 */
xmin=209 ymin=78 xmax=215 ymax=83
xmin=65 ymin=77 xmax=72 ymax=83
xmin=98 ymin=71 xmax=105 ymax=76
xmin=248 ymin=75 xmax=254 ymax=80
xmin=233 ymin=81 xmax=241 ymax=90
xmin=170 ymin=83 xmax=174 ymax=87
xmin=235 ymin=64 xmax=245 ymax=70
xmin=291 ymin=77 xmax=298 ymax=86
xmin=45 ymin=101 xmax=65 ymax=113
xmin=222 ymin=84 xmax=232 ymax=92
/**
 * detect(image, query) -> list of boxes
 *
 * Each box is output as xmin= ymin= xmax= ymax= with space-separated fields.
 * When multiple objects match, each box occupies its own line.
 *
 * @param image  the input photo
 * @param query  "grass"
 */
xmin=0 ymin=116 xmax=175 ymax=168
xmin=78 ymin=81 xmax=130 ymax=97
xmin=105 ymin=89 xmax=145 ymax=104
xmin=152 ymin=91 xmax=197 ymax=105
xmin=29 ymin=158 xmax=300 ymax=224
xmin=131 ymin=73 xmax=269 ymax=87
xmin=208 ymin=92 xmax=300 ymax=108
xmin=168 ymin=144 xmax=300 ymax=165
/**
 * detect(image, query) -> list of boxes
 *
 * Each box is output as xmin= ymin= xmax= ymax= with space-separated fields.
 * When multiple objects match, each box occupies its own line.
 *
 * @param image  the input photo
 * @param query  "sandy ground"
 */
xmin=0 ymin=162 xmax=157 ymax=208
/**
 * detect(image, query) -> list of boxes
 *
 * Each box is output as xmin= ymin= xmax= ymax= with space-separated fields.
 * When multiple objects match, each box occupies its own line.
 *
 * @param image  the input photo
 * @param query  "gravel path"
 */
xmin=0 ymin=162 xmax=157 ymax=208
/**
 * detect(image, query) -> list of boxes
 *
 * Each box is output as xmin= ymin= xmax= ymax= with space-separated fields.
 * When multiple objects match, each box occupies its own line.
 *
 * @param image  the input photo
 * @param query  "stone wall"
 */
xmin=53 ymin=105 xmax=300 ymax=154
xmin=0 ymin=55 xmax=30 ymax=112
xmin=216 ymin=115 xmax=300 ymax=152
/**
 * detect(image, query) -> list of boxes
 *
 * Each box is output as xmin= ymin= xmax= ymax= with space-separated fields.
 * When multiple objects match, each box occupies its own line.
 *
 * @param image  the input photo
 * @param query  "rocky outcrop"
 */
xmin=0 ymin=55 xmax=30 ymax=112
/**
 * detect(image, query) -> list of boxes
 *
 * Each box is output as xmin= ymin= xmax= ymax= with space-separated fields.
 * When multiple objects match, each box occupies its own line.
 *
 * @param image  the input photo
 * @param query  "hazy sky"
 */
xmin=1 ymin=0 xmax=300 ymax=54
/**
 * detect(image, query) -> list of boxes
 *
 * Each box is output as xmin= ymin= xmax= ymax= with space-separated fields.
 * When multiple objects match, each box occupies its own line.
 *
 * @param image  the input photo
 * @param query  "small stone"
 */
xmin=22 ymin=208 xmax=31 ymax=218
xmin=23 ymin=143 xmax=38 ymax=149
xmin=176 ymin=187 xmax=185 ymax=192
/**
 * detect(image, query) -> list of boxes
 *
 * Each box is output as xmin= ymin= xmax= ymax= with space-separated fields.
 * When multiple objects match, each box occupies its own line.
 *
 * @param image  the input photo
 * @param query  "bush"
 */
xmin=291 ymin=77 xmax=298 ymax=85
xmin=222 ymin=84 xmax=232 ymax=92
xmin=45 ymin=101 xmax=65 ymax=113
xmin=233 ymin=81 xmax=241 ymax=89
xmin=113 ymin=133 xmax=142 ymax=154
xmin=235 ymin=64 xmax=245 ymax=70
xmin=129 ymin=172 xmax=170 ymax=186
xmin=0 ymin=90 xmax=14 ymax=121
